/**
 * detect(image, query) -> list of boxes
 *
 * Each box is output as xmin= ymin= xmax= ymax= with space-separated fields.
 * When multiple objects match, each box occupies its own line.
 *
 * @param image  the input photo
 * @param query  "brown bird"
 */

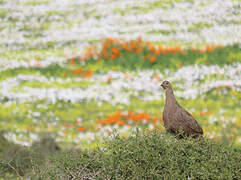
xmin=161 ymin=80 xmax=203 ymax=138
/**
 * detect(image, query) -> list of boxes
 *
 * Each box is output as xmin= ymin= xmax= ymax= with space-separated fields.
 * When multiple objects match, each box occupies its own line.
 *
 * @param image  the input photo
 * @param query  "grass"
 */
xmin=0 ymin=131 xmax=240 ymax=179
xmin=0 ymin=42 xmax=240 ymax=147
xmin=0 ymin=65 xmax=69 ymax=81
xmin=115 ymin=0 xmax=196 ymax=15
xmin=0 ymin=87 xmax=240 ymax=145
xmin=1 ymin=41 xmax=241 ymax=143
xmin=11 ymin=78 xmax=93 ymax=91
xmin=0 ymin=47 xmax=79 ymax=61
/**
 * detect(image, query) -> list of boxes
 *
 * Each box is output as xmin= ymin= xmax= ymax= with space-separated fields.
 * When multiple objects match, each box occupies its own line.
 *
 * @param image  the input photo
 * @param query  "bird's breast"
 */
xmin=163 ymin=104 xmax=178 ymax=123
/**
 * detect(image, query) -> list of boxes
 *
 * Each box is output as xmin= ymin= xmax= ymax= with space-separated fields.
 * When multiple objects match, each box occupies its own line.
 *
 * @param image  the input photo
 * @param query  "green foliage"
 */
xmin=0 ymin=64 xmax=70 ymax=81
xmin=32 ymin=131 xmax=241 ymax=179
xmin=0 ymin=133 xmax=60 ymax=178
xmin=82 ymin=44 xmax=241 ymax=71
xmin=0 ymin=45 xmax=240 ymax=80
xmin=0 ymin=130 xmax=240 ymax=179
xmin=0 ymin=131 xmax=31 ymax=177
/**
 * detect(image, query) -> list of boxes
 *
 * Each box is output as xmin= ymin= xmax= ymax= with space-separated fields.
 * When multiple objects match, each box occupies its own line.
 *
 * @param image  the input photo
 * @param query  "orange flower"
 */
xmin=96 ymin=110 xmax=159 ymax=127
xmin=148 ymin=43 xmax=155 ymax=52
xmin=130 ymin=41 xmax=136 ymax=49
xmin=199 ymin=49 xmax=205 ymax=53
xmin=77 ymin=127 xmax=85 ymax=132
xmin=106 ymin=37 xmax=114 ymax=44
xmin=106 ymin=76 xmax=111 ymax=83
xmin=116 ymin=120 xmax=125 ymax=125
xmin=149 ymin=56 xmax=156 ymax=63
xmin=205 ymin=45 xmax=214 ymax=53
xmin=72 ymin=68 xmax=84 ymax=74
xmin=108 ymin=114 xmax=119 ymax=124
xmin=166 ymin=47 xmax=175 ymax=53
xmin=83 ymin=70 xmax=93 ymax=78
xmin=135 ymin=48 xmax=142 ymax=54
xmin=70 ymin=58 xmax=75 ymax=65
xmin=199 ymin=111 xmax=206 ymax=116
xmin=112 ymin=47 xmax=119 ymax=55
xmin=154 ymin=49 xmax=160 ymax=56
xmin=158 ymin=45 xmax=163 ymax=51
xmin=157 ymin=45 xmax=166 ymax=55
xmin=154 ymin=74 xmax=160 ymax=81
xmin=121 ymin=42 xmax=129 ymax=50
xmin=68 ymin=36 xmax=225 ymax=66
xmin=111 ymin=54 xmax=117 ymax=60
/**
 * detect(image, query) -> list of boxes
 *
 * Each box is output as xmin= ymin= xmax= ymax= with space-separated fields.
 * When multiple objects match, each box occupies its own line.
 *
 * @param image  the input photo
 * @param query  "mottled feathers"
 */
xmin=161 ymin=80 xmax=203 ymax=138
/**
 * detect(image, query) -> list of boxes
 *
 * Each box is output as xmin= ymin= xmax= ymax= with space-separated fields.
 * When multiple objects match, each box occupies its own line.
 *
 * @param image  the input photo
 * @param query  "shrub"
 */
xmin=34 ymin=131 xmax=241 ymax=179
xmin=0 ymin=133 xmax=61 ymax=178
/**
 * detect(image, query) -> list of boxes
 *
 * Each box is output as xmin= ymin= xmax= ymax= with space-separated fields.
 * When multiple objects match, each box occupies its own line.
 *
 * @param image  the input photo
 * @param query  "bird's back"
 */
xmin=175 ymin=106 xmax=203 ymax=136
xmin=162 ymin=86 xmax=203 ymax=137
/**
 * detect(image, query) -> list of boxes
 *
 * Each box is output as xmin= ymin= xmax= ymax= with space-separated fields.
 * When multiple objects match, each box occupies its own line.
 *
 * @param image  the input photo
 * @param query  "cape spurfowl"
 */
xmin=161 ymin=80 xmax=203 ymax=138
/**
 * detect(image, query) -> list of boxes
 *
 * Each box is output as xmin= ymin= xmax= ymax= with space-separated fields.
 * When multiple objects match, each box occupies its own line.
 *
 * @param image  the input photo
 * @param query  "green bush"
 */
xmin=33 ymin=131 xmax=241 ymax=179
xmin=0 ymin=133 xmax=60 ymax=178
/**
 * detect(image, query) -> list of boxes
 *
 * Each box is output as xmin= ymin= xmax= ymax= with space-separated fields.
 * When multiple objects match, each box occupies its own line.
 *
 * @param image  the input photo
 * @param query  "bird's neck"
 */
xmin=165 ymin=88 xmax=178 ymax=105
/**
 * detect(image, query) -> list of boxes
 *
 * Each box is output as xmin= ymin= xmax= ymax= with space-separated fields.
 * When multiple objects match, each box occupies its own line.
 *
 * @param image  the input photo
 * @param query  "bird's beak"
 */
xmin=161 ymin=83 xmax=164 ymax=89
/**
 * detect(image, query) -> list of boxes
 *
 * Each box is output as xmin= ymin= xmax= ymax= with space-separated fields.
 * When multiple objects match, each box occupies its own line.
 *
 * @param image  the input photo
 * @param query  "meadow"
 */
xmin=0 ymin=0 xmax=241 ymax=178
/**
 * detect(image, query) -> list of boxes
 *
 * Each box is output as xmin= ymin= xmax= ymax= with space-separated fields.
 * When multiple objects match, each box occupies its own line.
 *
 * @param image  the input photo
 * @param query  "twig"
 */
xmin=0 ymin=160 xmax=23 ymax=179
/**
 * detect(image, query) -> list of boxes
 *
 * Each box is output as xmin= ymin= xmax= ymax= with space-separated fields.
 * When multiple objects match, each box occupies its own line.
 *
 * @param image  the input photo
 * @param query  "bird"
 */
xmin=161 ymin=80 xmax=203 ymax=138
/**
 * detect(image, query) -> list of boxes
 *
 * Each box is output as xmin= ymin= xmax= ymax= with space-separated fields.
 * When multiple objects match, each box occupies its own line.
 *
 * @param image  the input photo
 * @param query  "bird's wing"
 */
xmin=173 ymin=107 xmax=203 ymax=134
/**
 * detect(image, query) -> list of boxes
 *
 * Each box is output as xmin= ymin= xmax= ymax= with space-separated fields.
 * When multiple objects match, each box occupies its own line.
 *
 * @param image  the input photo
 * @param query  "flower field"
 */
xmin=0 ymin=0 xmax=241 ymax=148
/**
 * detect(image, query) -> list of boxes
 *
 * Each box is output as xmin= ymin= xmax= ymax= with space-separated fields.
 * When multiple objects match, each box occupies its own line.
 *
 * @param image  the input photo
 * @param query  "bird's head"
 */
xmin=161 ymin=80 xmax=171 ymax=90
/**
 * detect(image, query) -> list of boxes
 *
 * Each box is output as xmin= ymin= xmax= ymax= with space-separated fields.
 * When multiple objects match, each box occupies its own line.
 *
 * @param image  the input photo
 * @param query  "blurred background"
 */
xmin=0 ymin=0 xmax=240 ymax=149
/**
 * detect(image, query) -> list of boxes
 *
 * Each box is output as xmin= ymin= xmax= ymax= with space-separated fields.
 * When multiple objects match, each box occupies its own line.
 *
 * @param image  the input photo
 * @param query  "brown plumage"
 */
xmin=161 ymin=80 xmax=203 ymax=138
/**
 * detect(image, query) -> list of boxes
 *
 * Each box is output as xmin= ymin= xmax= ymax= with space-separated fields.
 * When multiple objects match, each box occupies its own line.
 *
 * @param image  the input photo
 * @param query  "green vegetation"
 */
xmin=80 ymin=43 xmax=241 ymax=71
xmin=1 ymin=44 xmax=240 ymax=81
xmin=0 ymin=87 xmax=240 ymax=146
xmin=1 ymin=0 xmax=240 ymax=178
xmin=0 ymin=131 xmax=240 ymax=179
